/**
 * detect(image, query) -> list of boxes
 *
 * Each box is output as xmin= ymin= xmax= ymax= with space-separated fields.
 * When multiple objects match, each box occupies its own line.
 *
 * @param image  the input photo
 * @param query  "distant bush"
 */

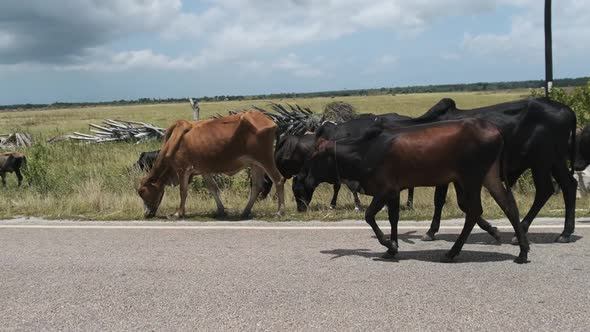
xmin=24 ymin=143 xmax=53 ymax=194
xmin=531 ymin=80 xmax=590 ymax=126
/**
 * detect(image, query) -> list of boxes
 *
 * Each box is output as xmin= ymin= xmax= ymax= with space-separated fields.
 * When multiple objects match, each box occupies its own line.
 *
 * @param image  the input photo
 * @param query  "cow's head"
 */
xmin=137 ymin=176 xmax=165 ymax=218
xmin=292 ymin=139 xmax=339 ymax=212
xmin=574 ymin=126 xmax=590 ymax=171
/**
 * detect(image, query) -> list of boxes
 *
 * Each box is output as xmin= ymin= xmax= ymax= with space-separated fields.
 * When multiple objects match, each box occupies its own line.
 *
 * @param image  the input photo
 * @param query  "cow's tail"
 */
xmin=569 ymin=112 xmax=577 ymax=176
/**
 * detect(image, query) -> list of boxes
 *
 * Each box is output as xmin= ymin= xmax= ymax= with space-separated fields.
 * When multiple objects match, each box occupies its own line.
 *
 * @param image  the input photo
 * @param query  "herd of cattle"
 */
xmin=3 ymin=96 xmax=590 ymax=263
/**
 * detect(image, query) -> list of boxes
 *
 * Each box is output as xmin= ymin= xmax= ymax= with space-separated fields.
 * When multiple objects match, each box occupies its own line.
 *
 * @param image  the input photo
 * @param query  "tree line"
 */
xmin=1 ymin=76 xmax=588 ymax=111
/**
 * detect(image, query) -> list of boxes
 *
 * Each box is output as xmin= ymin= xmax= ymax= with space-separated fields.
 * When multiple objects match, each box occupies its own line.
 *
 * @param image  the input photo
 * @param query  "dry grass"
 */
xmin=1 ymin=90 xmax=588 ymax=221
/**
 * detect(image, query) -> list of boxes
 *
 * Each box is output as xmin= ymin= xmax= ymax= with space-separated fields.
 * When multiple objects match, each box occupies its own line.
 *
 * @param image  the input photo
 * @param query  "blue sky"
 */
xmin=0 ymin=0 xmax=588 ymax=105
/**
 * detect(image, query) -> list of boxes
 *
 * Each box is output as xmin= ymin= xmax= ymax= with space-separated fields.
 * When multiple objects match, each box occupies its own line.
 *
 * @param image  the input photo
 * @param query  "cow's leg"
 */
xmin=512 ymin=168 xmax=553 ymax=244
xmin=484 ymin=163 xmax=529 ymax=263
xmin=0 ymin=172 xmax=6 ymax=187
xmin=352 ymin=190 xmax=362 ymax=211
xmin=441 ymin=184 xmax=482 ymax=262
xmin=404 ymin=187 xmax=414 ymax=210
xmin=329 ymin=183 xmax=341 ymax=209
xmin=174 ymin=171 xmax=191 ymax=218
xmin=552 ymin=162 xmax=577 ymax=243
xmin=422 ymin=185 xmax=448 ymax=241
xmin=241 ymin=166 xmax=266 ymax=219
xmin=258 ymin=163 xmax=285 ymax=216
xmin=15 ymin=168 xmax=23 ymax=187
xmin=343 ymin=181 xmax=362 ymax=211
xmin=365 ymin=194 xmax=396 ymax=256
xmin=203 ymin=175 xmax=226 ymax=218
xmin=385 ymin=192 xmax=401 ymax=257
xmin=456 ymin=183 xmax=501 ymax=242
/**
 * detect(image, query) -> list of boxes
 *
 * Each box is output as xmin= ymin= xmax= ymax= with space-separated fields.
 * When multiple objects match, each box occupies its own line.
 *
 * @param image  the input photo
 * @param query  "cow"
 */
xmin=308 ymin=113 xmax=416 ymax=210
xmin=132 ymin=150 xmax=160 ymax=172
xmin=294 ymin=119 xmax=529 ymax=263
xmin=415 ymin=97 xmax=577 ymax=243
xmin=137 ymin=111 xmax=285 ymax=218
xmin=297 ymin=114 xmax=501 ymax=241
xmin=274 ymin=133 xmax=364 ymax=210
xmin=0 ymin=152 xmax=27 ymax=187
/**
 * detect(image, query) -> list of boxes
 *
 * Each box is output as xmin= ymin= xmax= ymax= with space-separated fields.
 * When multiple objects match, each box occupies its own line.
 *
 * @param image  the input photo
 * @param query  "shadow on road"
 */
xmin=374 ymin=230 xmax=582 ymax=245
xmin=320 ymin=248 xmax=518 ymax=263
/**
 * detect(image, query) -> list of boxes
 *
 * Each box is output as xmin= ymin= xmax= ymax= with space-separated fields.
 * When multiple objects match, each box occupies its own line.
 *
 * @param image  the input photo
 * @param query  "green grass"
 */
xmin=1 ymin=90 xmax=587 ymax=221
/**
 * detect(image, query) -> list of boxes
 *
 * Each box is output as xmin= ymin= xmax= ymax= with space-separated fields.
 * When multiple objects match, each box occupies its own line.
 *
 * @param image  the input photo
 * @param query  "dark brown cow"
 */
xmin=138 ymin=111 xmax=285 ymax=218
xmin=294 ymin=119 xmax=529 ymax=263
xmin=0 ymin=152 xmax=27 ymax=186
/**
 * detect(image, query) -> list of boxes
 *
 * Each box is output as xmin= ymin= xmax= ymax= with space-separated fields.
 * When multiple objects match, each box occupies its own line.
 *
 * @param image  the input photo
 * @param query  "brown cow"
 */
xmin=0 ymin=152 xmax=27 ymax=187
xmin=294 ymin=119 xmax=529 ymax=263
xmin=137 ymin=111 xmax=285 ymax=218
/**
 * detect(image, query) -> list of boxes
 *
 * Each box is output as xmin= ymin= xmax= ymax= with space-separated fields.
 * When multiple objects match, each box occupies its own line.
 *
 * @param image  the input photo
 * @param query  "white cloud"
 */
xmin=239 ymin=53 xmax=324 ymax=78
xmin=363 ymin=54 xmax=399 ymax=74
xmin=52 ymin=49 xmax=208 ymax=72
xmin=462 ymin=0 xmax=590 ymax=60
xmin=2 ymin=0 xmax=588 ymax=73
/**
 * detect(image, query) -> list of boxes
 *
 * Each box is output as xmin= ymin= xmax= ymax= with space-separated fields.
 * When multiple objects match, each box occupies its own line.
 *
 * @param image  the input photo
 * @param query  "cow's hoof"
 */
xmin=240 ymin=212 xmax=252 ymax=220
xmin=329 ymin=205 xmax=336 ymax=210
xmin=555 ymin=234 xmax=572 ymax=243
xmin=489 ymin=227 xmax=502 ymax=243
xmin=510 ymin=235 xmax=520 ymax=246
xmin=382 ymin=245 xmax=398 ymax=259
xmin=514 ymin=252 xmax=529 ymax=264
xmin=440 ymin=253 xmax=455 ymax=263
xmin=170 ymin=212 xmax=184 ymax=219
xmin=421 ymin=233 xmax=436 ymax=241
xmin=354 ymin=206 xmax=361 ymax=212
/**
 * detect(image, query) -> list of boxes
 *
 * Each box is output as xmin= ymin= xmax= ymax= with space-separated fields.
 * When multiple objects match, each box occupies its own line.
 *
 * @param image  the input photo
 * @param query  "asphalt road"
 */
xmin=1 ymin=218 xmax=589 ymax=331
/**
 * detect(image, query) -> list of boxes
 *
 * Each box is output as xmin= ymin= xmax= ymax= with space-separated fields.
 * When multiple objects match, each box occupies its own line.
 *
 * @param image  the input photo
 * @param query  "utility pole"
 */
xmin=544 ymin=0 xmax=553 ymax=97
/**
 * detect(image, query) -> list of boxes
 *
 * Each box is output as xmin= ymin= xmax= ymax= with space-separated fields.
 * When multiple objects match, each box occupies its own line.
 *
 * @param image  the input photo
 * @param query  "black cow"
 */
xmin=294 ymin=119 xmax=529 ymax=263
xmin=133 ymin=150 xmax=160 ymax=172
xmin=415 ymin=97 xmax=577 ymax=243
xmin=0 ymin=152 xmax=27 ymax=186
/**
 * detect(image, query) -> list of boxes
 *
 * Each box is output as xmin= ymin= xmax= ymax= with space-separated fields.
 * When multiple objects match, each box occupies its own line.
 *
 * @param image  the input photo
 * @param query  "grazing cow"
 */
xmin=416 ymin=97 xmax=577 ymax=243
xmin=274 ymin=133 xmax=364 ymax=210
xmin=133 ymin=150 xmax=160 ymax=172
xmin=137 ymin=111 xmax=285 ymax=218
xmin=294 ymin=119 xmax=529 ymax=263
xmin=0 ymin=152 xmax=27 ymax=186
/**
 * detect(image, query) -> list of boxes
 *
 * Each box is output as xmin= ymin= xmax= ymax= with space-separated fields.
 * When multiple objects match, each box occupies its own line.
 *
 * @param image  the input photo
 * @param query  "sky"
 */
xmin=0 ymin=0 xmax=589 ymax=105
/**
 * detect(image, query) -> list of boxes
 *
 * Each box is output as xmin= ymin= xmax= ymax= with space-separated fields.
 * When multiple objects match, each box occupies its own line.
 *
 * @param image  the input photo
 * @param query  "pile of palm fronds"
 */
xmin=214 ymin=101 xmax=358 ymax=137
xmin=216 ymin=103 xmax=321 ymax=136
xmin=0 ymin=133 xmax=33 ymax=149
xmin=67 ymin=119 xmax=165 ymax=144
xmin=256 ymin=103 xmax=321 ymax=136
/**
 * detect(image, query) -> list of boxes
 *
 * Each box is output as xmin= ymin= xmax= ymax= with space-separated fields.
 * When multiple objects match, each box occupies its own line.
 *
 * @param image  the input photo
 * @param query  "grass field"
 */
xmin=1 ymin=90 xmax=587 ymax=222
